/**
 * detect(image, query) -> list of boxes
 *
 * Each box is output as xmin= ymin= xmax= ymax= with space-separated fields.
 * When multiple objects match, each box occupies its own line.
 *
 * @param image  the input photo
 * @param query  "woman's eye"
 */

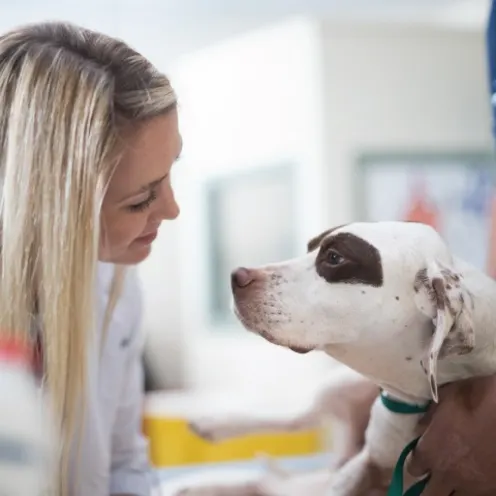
xmin=326 ymin=250 xmax=345 ymax=266
xmin=127 ymin=190 xmax=157 ymax=213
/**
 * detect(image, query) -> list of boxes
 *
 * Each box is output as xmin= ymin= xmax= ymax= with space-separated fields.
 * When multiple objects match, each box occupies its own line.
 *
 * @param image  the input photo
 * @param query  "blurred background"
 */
xmin=4 ymin=0 xmax=496 ymax=483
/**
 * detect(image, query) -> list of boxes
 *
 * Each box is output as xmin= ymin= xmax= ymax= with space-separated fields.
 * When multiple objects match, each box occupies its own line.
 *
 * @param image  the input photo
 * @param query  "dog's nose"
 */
xmin=231 ymin=267 xmax=255 ymax=290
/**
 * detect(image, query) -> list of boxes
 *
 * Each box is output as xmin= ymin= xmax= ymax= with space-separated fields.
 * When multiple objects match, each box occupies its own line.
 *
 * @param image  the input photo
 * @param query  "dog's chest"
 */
xmin=365 ymin=397 xmax=424 ymax=469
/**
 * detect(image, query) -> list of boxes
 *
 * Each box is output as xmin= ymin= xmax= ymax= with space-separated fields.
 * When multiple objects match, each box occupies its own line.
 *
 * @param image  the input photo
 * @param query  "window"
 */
xmin=356 ymin=152 xmax=496 ymax=272
xmin=205 ymin=163 xmax=297 ymax=327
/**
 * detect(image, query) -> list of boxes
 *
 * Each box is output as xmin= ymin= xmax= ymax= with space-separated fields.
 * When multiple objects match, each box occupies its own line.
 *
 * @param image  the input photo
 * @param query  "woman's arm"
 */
xmin=408 ymin=375 xmax=496 ymax=496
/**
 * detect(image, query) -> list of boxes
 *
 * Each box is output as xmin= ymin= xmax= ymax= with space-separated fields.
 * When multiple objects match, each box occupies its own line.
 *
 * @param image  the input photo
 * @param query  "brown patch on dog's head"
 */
xmin=307 ymin=224 xmax=347 ymax=253
xmin=315 ymin=232 xmax=383 ymax=287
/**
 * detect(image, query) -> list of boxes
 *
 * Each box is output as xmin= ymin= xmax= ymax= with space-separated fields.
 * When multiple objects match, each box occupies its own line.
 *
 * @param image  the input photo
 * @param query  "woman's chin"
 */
xmin=105 ymin=244 xmax=152 ymax=265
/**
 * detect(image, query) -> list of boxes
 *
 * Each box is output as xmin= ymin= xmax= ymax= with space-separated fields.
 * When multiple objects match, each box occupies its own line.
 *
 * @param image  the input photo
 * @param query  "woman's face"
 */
xmin=100 ymin=108 xmax=182 ymax=265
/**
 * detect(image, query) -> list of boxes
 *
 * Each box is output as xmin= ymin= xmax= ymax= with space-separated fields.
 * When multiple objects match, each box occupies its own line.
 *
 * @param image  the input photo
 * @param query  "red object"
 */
xmin=0 ymin=338 xmax=33 ymax=367
xmin=403 ymin=176 xmax=440 ymax=231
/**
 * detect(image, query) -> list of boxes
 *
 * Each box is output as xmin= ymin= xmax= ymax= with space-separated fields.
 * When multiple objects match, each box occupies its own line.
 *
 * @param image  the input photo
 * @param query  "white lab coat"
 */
xmin=67 ymin=262 xmax=154 ymax=496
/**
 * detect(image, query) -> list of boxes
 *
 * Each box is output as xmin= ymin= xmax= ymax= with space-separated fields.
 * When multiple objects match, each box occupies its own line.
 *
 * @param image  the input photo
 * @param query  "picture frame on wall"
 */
xmin=204 ymin=163 xmax=298 ymax=328
xmin=355 ymin=152 xmax=496 ymax=272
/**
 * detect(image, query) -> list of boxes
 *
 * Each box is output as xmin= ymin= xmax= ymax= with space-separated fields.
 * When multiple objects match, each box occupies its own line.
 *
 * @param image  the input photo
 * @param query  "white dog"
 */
xmin=178 ymin=221 xmax=496 ymax=495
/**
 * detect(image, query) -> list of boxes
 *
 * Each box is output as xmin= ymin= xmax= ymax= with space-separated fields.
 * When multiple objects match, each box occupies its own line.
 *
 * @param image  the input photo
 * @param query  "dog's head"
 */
xmin=231 ymin=221 xmax=475 ymax=400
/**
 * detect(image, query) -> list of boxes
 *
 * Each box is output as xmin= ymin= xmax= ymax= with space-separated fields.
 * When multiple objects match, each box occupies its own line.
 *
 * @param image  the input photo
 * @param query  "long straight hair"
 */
xmin=0 ymin=22 xmax=176 ymax=495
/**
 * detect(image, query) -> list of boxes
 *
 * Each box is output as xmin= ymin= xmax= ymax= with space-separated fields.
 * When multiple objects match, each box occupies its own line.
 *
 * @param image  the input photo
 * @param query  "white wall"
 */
xmin=319 ymin=21 xmax=493 ymax=226
xmin=141 ymin=17 xmax=494 ymax=395
xmin=142 ymin=17 xmax=336 ymax=398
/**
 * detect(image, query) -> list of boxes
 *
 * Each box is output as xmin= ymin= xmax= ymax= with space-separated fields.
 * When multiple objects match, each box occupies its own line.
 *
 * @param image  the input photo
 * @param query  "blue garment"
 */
xmin=487 ymin=0 xmax=496 ymax=140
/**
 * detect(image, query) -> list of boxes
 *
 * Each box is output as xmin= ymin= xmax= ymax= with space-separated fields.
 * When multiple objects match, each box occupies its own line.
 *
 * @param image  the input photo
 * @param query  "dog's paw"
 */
xmin=187 ymin=417 xmax=223 ymax=442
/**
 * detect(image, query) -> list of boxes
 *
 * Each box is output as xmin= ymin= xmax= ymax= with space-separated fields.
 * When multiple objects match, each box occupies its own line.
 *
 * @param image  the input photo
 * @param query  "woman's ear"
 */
xmin=414 ymin=260 xmax=475 ymax=402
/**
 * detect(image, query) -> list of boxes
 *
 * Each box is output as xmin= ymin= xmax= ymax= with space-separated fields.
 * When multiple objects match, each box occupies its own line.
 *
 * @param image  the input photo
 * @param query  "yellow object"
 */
xmin=143 ymin=415 xmax=323 ymax=467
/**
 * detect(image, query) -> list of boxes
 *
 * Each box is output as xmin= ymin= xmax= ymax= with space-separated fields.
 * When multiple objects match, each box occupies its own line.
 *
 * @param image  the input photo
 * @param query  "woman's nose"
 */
xmin=165 ymin=195 xmax=180 ymax=220
xmin=159 ymin=182 xmax=180 ymax=220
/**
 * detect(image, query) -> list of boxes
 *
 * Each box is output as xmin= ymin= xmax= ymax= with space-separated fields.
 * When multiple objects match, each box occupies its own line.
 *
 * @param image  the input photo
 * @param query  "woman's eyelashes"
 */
xmin=127 ymin=189 xmax=158 ymax=212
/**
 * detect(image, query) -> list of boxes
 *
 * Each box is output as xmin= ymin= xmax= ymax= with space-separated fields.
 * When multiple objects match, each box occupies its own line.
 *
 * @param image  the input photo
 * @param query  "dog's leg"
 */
xmin=189 ymin=367 xmax=378 ymax=458
xmin=188 ymin=406 xmax=321 ymax=443
xmin=183 ymin=369 xmax=379 ymax=496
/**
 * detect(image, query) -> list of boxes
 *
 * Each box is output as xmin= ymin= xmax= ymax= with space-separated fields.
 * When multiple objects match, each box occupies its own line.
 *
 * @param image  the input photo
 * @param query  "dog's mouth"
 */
xmin=233 ymin=303 xmax=315 ymax=354
xmin=242 ymin=322 xmax=315 ymax=355
xmin=259 ymin=332 xmax=314 ymax=354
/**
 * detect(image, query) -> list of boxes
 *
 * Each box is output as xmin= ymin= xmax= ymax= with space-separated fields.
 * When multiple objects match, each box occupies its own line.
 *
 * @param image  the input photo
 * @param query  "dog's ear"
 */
xmin=414 ymin=260 xmax=475 ymax=402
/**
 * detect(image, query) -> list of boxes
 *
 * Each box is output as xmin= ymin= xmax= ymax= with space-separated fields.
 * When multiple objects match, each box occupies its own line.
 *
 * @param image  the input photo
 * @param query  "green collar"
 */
xmin=380 ymin=391 xmax=432 ymax=496
xmin=380 ymin=391 xmax=431 ymax=415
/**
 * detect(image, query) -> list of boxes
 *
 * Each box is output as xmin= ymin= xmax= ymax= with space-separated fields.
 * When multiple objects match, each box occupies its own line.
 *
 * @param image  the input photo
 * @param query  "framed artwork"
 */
xmin=355 ymin=152 xmax=496 ymax=272
xmin=204 ymin=163 xmax=298 ymax=327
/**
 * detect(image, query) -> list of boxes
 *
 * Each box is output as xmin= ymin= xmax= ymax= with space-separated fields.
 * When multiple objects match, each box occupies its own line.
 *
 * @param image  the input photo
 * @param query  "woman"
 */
xmin=0 ymin=21 xmax=181 ymax=495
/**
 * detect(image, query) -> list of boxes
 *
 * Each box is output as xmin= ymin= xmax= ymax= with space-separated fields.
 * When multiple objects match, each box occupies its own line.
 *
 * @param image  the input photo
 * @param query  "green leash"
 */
xmin=388 ymin=436 xmax=430 ymax=496
xmin=380 ymin=392 xmax=432 ymax=496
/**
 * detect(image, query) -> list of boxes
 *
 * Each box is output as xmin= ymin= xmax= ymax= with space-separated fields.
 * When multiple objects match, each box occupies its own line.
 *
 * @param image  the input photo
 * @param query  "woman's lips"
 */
xmin=135 ymin=230 xmax=158 ymax=245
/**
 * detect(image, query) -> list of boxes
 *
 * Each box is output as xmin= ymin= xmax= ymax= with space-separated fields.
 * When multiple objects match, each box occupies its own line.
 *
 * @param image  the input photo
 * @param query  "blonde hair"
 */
xmin=0 ymin=21 xmax=176 ymax=494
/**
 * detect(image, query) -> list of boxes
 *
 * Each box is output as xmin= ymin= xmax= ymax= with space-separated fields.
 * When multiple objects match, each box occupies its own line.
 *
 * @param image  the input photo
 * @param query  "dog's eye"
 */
xmin=327 ymin=250 xmax=345 ymax=266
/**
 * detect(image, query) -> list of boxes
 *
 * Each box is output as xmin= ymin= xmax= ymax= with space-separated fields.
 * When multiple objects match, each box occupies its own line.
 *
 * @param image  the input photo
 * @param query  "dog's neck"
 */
xmin=324 ymin=341 xmax=434 ymax=404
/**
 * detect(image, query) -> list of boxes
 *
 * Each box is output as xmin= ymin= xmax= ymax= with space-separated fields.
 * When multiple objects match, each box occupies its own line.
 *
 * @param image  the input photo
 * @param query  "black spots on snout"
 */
xmin=270 ymin=273 xmax=284 ymax=282
xmin=268 ymin=272 xmax=287 ymax=288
